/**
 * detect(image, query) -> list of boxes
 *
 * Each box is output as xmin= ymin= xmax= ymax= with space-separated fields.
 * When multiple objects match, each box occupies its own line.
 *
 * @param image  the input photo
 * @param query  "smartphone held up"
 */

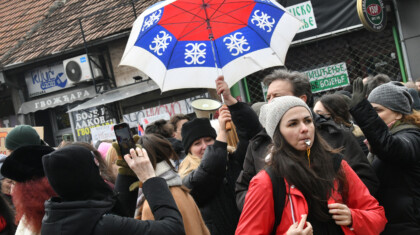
xmin=114 ymin=123 xmax=136 ymax=156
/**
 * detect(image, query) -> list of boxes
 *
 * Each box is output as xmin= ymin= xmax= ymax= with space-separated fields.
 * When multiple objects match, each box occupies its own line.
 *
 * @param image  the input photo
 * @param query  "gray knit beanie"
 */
xmin=368 ymin=81 xmax=413 ymax=115
xmin=259 ymin=96 xmax=312 ymax=139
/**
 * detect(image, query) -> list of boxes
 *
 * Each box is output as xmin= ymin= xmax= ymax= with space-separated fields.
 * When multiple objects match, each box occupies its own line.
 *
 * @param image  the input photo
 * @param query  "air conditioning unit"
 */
xmin=63 ymin=54 xmax=102 ymax=84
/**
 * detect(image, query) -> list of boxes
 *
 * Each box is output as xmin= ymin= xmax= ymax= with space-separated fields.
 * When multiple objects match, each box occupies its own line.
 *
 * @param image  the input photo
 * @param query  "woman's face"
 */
xmin=189 ymin=137 xmax=215 ymax=159
xmin=313 ymin=101 xmax=331 ymax=119
xmin=279 ymin=107 xmax=315 ymax=152
xmin=371 ymin=103 xmax=402 ymax=125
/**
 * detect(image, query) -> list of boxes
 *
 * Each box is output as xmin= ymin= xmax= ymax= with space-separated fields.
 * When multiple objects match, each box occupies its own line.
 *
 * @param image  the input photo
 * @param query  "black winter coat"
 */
xmin=182 ymin=102 xmax=261 ymax=235
xmin=235 ymin=112 xmax=379 ymax=210
xmin=351 ymin=99 xmax=420 ymax=235
xmin=41 ymin=177 xmax=185 ymax=235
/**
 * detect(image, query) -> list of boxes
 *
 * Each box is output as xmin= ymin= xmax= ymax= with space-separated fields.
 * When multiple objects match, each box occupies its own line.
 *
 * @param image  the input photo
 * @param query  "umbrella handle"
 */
xmin=222 ymin=104 xmax=232 ymax=131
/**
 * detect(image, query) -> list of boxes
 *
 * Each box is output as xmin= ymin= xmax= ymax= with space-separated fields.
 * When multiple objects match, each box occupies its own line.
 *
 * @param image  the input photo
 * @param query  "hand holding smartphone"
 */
xmin=114 ymin=123 xmax=137 ymax=157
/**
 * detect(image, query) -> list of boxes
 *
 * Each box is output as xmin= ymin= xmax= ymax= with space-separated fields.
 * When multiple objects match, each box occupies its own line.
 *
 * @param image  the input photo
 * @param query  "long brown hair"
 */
xmin=137 ymin=134 xmax=178 ymax=171
xmin=269 ymin=126 xmax=348 ymax=222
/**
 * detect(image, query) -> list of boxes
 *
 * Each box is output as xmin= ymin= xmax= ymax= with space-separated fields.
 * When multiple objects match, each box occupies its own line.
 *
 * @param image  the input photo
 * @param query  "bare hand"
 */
xmin=218 ymin=105 xmax=231 ymax=132
xmin=328 ymin=203 xmax=352 ymax=226
xmin=215 ymin=76 xmax=237 ymax=105
xmin=124 ymin=147 xmax=156 ymax=183
xmin=286 ymin=214 xmax=313 ymax=235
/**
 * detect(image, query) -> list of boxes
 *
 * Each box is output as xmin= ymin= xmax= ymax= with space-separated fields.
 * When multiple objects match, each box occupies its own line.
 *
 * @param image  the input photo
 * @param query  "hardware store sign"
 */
xmin=304 ymin=62 xmax=350 ymax=93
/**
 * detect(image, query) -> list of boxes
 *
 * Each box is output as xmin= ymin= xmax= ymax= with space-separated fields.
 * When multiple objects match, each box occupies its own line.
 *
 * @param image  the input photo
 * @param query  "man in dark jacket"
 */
xmin=235 ymin=69 xmax=379 ymax=210
xmin=179 ymin=76 xmax=262 ymax=235
xmin=41 ymin=145 xmax=185 ymax=235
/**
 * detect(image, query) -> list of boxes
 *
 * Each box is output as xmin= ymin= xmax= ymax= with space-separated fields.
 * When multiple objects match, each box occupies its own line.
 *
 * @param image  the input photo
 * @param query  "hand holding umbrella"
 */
xmin=216 ymin=75 xmax=236 ymax=130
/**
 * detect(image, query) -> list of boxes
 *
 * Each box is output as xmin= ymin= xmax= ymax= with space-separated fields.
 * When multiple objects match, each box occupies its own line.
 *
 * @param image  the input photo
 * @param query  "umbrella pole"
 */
xmin=203 ymin=4 xmax=231 ymax=130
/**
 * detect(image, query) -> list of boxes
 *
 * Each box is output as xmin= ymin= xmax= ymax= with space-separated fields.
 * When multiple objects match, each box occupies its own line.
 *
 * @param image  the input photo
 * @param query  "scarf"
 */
xmin=135 ymin=160 xmax=181 ymax=215
xmin=178 ymin=153 xmax=201 ymax=179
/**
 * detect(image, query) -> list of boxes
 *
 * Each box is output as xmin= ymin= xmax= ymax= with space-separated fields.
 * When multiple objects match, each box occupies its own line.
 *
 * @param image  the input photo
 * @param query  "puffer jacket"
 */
xmin=41 ymin=177 xmax=185 ymax=235
xmin=236 ymin=160 xmax=387 ymax=235
xmin=350 ymin=99 xmax=420 ymax=235
xmin=181 ymin=102 xmax=261 ymax=235
xmin=235 ymin=112 xmax=379 ymax=210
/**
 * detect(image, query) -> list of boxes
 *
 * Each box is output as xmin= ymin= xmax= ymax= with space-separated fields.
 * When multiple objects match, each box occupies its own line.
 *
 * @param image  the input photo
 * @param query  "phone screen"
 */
xmin=114 ymin=123 xmax=136 ymax=156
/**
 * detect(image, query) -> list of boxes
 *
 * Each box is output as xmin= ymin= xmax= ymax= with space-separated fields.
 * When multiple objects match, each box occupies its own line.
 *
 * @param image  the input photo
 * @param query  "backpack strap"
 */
xmin=265 ymin=166 xmax=286 ymax=235
xmin=266 ymin=155 xmax=342 ymax=235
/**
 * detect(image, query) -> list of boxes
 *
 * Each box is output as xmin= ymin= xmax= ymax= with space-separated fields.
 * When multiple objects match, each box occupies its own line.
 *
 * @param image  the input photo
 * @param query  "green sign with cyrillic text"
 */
xmin=304 ymin=62 xmax=350 ymax=93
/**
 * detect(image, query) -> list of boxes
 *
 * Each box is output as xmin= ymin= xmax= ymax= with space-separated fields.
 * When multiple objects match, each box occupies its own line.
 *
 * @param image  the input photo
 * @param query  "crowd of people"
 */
xmin=0 ymin=70 xmax=419 ymax=235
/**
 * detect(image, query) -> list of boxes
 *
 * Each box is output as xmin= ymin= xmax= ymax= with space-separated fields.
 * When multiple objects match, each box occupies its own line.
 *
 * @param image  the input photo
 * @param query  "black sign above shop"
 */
xmin=279 ymin=0 xmax=363 ymax=42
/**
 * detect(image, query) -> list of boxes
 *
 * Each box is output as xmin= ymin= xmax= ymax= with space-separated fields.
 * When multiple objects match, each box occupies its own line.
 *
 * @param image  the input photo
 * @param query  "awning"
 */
xmin=18 ymin=86 xmax=96 ymax=114
xmin=67 ymin=81 xmax=159 ymax=113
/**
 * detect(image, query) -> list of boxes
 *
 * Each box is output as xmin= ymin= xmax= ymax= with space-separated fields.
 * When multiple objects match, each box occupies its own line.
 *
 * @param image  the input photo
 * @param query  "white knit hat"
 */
xmin=259 ymin=96 xmax=312 ymax=139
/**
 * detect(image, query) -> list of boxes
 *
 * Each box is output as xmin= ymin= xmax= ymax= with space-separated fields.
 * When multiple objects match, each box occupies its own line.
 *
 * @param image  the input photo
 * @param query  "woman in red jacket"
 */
xmin=236 ymin=96 xmax=386 ymax=235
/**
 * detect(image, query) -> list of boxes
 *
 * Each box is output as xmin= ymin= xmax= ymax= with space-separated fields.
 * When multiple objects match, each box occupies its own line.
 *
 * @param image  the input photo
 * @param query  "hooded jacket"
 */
xmin=41 ymin=145 xmax=184 ymax=235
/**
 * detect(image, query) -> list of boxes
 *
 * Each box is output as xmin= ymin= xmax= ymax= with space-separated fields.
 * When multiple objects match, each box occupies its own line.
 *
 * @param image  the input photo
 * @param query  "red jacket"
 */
xmin=236 ymin=161 xmax=386 ymax=235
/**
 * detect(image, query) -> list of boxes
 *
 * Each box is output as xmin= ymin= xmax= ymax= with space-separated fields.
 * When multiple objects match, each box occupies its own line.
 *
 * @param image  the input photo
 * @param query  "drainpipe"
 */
xmin=392 ymin=26 xmax=407 ymax=83
xmin=392 ymin=0 xmax=412 ymax=81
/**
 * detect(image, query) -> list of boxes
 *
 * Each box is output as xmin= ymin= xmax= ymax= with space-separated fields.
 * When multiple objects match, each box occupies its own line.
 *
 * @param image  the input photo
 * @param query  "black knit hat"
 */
xmin=0 ymin=145 xmax=55 ymax=182
xmin=42 ymin=145 xmax=112 ymax=201
xmin=181 ymin=118 xmax=217 ymax=153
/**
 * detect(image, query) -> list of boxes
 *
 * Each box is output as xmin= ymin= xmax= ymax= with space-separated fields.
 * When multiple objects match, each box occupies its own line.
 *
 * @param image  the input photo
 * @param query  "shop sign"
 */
xmin=123 ymin=93 xmax=209 ymax=128
xmin=286 ymin=1 xmax=317 ymax=33
xmin=0 ymin=127 xmax=44 ymax=155
xmin=25 ymin=62 xmax=73 ymax=98
xmin=357 ymin=0 xmax=386 ymax=32
xmin=72 ymin=106 xmax=117 ymax=142
xmin=304 ymin=62 xmax=350 ymax=93
xmin=90 ymin=124 xmax=116 ymax=143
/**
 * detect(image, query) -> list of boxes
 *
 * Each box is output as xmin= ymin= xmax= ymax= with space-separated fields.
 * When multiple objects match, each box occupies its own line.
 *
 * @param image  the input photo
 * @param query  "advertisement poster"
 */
xmin=71 ymin=105 xmax=117 ymax=143
xmin=24 ymin=62 xmax=74 ymax=98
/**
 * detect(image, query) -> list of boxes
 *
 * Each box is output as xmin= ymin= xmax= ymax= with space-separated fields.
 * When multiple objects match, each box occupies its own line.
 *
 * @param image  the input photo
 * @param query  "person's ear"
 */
xmin=299 ymin=95 xmax=307 ymax=103
xmin=396 ymin=113 xmax=403 ymax=120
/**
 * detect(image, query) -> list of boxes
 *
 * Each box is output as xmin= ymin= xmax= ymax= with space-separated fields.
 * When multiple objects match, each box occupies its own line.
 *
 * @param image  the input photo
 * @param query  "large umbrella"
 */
xmin=120 ymin=0 xmax=301 ymax=92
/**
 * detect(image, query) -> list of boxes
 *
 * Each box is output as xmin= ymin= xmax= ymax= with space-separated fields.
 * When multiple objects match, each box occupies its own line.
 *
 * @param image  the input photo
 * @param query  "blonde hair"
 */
xmin=105 ymin=146 xmax=118 ymax=167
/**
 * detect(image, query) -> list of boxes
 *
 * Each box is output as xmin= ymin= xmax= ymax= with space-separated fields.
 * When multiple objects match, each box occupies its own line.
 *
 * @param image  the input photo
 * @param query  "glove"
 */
xmin=112 ymin=135 xmax=141 ymax=177
xmin=350 ymin=77 xmax=367 ymax=109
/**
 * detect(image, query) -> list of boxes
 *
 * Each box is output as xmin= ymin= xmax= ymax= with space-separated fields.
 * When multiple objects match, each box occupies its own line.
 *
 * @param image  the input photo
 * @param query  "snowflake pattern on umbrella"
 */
xmin=251 ymin=10 xmax=275 ymax=32
xmin=223 ymin=33 xmax=251 ymax=56
xmin=185 ymin=43 xmax=206 ymax=65
xmin=149 ymin=31 xmax=172 ymax=56
xmin=122 ymin=0 xmax=302 ymax=91
xmin=142 ymin=10 xmax=162 ymax=32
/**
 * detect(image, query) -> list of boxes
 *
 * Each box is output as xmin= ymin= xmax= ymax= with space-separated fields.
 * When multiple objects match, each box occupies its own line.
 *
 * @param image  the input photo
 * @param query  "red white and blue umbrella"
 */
xmin=120 ymin=0 xmax=301 ymax=92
